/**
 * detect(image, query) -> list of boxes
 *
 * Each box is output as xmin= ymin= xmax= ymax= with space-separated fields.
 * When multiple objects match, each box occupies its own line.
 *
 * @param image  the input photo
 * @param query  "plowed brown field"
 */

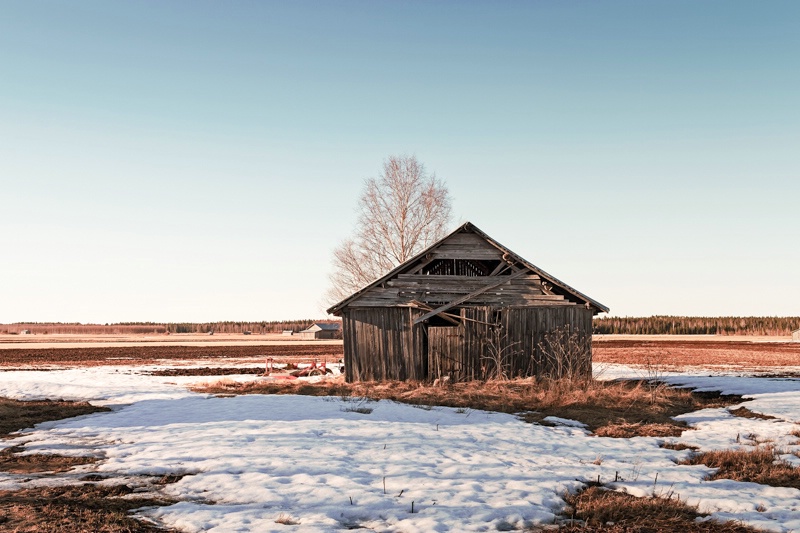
xmin=0 ymin=344 xmax=344 ymax=368
xmin=1 ymin=337 xmax=798 ymax=372
xmin=594 ymin=339 xmax=800 ymax=372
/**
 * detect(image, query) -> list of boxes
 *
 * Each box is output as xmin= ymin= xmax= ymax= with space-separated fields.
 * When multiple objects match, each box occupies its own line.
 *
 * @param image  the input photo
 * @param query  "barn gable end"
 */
xmin=328 ymin=222 xmax=608 ymax=382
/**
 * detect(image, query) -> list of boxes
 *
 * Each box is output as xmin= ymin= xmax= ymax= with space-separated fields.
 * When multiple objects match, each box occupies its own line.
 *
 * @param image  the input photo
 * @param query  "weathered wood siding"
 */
xmin=344 ymin=305 xmax=593 ymax=382
xmin=342 ymin=307 xmax=425 ymax=382
xmin=500 ymin=306 xmax=593 ymax=378
xmin=427 ymin=232 xmax=504 ymax=260
xmin=433 ymin=306 xmax=593 ymax=381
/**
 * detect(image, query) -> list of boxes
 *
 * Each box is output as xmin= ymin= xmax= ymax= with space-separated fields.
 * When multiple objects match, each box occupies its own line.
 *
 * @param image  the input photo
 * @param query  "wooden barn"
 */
xmin=327 ymin=222 xmax=609 ymax=383
xmin=298 ymin=322 xmax=341 ymax=340
xmin=793 ymin=329 xmax=800 ymax=342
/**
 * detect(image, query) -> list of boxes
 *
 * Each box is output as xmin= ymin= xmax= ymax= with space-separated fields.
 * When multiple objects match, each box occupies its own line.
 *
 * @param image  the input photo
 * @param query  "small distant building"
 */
xmin=299 ymin=323 xmax=341 ymax=340
xmin=281 ymin=330 xmax=294 ymax=336
xmin=793 ymin=329 xmax=800 ymax=342
xmin=19 ymin=329 xmax=30 ymax=335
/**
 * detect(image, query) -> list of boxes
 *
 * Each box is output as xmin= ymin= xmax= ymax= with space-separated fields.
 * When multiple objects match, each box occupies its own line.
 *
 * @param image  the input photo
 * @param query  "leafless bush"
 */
xmin=538 ymin=326 xmax=591 ymax=381
xmin=640 ymin=349 xmax=672 ymax=404
xmin=480 ymin=327 xmax=521 ymax=381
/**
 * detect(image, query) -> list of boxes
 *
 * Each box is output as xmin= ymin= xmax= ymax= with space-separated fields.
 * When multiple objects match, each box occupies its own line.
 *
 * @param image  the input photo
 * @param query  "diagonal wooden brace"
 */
xmin=412 ymin=269 xmax=531 ymax=325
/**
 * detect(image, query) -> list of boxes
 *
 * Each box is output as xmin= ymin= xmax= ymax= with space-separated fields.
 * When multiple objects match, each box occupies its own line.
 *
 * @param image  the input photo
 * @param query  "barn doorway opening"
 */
xmin=427 ymin=326 xmax=464 ymax=382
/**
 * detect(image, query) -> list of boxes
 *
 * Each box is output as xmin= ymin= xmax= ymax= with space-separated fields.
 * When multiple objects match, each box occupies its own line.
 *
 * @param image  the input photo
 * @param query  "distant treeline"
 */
xmin=6 ymin=316 xmax=797 ymax=336
xmin=165 ymin=320 xmax=328 ymax=334
xmin=593 ymin=316 xmax=800 ymax=336
xmin=1 ymin=320 xmax=337 ymax=335
xmin=1 ymin=323 xmax=168 ymax=335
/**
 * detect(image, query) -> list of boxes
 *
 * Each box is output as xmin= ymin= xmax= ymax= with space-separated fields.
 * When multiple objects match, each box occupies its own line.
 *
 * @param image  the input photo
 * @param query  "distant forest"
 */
xmin=0 ymin=320 xmax=335 ymax=335
xmin=593 ymin=316 xmax=800 ymax=336
xmin=4 ymin=316 xmax=799 ymax=336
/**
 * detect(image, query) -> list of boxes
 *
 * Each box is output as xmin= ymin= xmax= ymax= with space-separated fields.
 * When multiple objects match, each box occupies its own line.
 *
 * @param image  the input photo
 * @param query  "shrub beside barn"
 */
xmin=327 ymin=222 xmax=608 ymax=383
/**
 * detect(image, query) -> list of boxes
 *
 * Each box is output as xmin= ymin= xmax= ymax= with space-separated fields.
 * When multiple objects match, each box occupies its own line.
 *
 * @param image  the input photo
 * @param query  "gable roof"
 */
xmin=327 ymin=221 xmax=609 ymax=315
xmin=301 ymin=322 xmax=342 ymax=333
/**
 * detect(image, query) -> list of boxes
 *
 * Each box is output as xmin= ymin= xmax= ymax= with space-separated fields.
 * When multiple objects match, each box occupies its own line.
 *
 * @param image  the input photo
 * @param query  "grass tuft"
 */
xmin=275 ymin=512 xmax=299 ymax=525
xmin=0 ymin=445 xmax=96 ymax=474
xmin=728 ymin=406 xmax=777 ymax=420
xmin=660 ymin=442 xmax=700 ymax=451
xmin=682 ymin=447 xmax=800 ymax=489
xmin=546 ymin=486 xmax=761 ymax=532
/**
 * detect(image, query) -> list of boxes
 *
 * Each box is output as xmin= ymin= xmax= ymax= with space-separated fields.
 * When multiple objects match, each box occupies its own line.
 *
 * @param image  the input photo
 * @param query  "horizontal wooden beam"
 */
xmin=403 ymin=300 xmax=461 ymax=326
xmin=412 ymin=269 xmax=531 ymax=325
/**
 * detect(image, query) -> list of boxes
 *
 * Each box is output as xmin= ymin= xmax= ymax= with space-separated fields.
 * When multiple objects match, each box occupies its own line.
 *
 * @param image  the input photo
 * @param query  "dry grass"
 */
xmin=0 ymin=397 xmax=110 ymax=437
xmin=0 ymin=397 xmax=105 ymax=476
xmin=728 ymin=406 xmax=778 ymax=420
xmin=192 ymin=377 xmax=742 ymax=437
xmin=682 ymin=447 xmax=800 ymax=489
xmin=594 ymin=422 xmax=686 ymax=438
xmin=0 ymin=445 xmax=97 ymax=474
xmin=274 ymin=512 xmax=300 ymax=525
xmin=545 ymin=486 xmax=760 ymax=532
xmin=0 ymin=484 xmax=176 ymax=532
xmin=661 ymin=442 xmax=700 ymax=451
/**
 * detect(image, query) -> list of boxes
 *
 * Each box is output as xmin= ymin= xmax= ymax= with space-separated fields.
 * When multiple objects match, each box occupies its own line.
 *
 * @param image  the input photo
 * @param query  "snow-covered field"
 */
xmin=1 ymin=364 xmax=799 ymax=532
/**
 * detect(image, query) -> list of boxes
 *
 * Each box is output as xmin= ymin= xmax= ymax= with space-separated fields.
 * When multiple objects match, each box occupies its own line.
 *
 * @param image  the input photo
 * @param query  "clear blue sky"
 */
xmin=2 ymin=1 xmax=798 ymax=322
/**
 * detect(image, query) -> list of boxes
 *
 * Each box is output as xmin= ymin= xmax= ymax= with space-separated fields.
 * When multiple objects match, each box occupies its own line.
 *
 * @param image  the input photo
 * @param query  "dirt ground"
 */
xmin=593 ymin=338 xmax=800 ymax=373
xmin=0 ymin=332 xmax=342 ymax=350
xmin=0 ymin=343 xmax=344 ymax=368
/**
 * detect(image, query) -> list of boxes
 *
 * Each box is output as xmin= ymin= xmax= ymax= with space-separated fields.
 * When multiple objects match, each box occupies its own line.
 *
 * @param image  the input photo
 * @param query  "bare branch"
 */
xmin=327 ymin=155 xmax=452 ymax=305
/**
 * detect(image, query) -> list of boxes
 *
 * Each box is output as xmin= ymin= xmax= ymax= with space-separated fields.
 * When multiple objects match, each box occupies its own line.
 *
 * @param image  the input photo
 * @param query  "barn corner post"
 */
xmin=326 ymin=222 xmax=608 ymax=384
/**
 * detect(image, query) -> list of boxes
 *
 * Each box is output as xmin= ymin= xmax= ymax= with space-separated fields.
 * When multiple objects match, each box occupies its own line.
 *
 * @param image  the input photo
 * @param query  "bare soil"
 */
xmin=594 ymin=338 xmax=800 ymax=373
xmin=0 ymin=397 xmax=110 ymax=437
xmin=0 ymin=344 xmax=343 ymax=368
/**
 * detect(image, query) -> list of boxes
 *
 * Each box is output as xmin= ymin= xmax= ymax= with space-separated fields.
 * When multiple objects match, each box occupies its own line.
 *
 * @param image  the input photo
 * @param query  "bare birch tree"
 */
xmin=327 ymin=155 xmax=452 ymax=304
